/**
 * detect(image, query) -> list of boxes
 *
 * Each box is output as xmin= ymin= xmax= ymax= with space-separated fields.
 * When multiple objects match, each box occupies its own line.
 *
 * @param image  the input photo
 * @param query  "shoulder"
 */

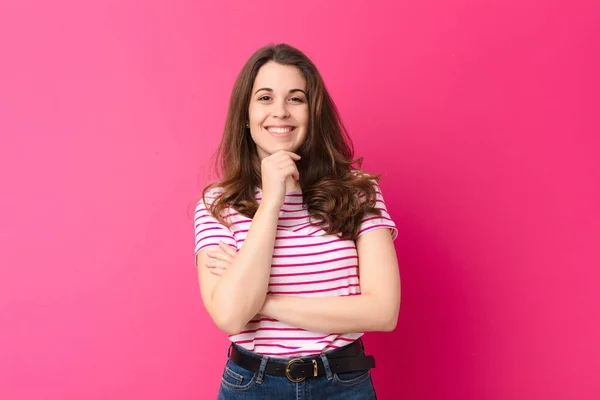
xmin=202 ymin=185 xmax=225 ymax=203
xmin=350 ymin=168 xmax=367 ymax=177
xmin=195 ymin=185 xmax=225 ymax=215
xmin=349 ymin=169 xmax=382 ymax=198
xmin=350 ymin=168 xmax=379 ymax=184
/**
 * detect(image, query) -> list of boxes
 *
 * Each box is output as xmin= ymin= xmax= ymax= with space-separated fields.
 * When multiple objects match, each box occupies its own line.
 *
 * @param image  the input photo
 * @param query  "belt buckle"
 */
xmin=285 ymin=359 xmax=318 ymax=382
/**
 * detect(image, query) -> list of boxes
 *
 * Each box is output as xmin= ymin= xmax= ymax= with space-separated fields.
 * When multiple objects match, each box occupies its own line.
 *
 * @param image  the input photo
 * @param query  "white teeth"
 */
xmin=267 ymin=127 xmax=293 ymax=133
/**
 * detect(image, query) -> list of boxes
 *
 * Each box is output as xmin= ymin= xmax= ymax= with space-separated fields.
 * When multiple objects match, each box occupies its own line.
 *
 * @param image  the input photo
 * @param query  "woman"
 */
xmin=194 ymin=43 xmax=400 ymax=399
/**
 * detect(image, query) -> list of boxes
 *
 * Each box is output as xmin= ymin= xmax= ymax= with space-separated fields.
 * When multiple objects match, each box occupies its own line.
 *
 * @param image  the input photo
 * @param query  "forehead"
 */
xmin=252 ymin=61 xmax=306 ymax=91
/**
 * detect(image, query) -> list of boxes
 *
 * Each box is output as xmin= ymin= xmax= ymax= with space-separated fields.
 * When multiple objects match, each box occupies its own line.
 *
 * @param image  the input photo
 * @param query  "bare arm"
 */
xmin=196 ymin=150 xmax=301 ymax=335
xmin=196 ymin=202 xmax=281 ymax=334
xmin=259 ymin=228 xmax=400 ymax=333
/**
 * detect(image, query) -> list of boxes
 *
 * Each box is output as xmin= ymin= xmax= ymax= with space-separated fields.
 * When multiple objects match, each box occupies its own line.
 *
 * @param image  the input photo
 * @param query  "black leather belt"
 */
xmin=229 ymin=340 xmax=376 ymax=382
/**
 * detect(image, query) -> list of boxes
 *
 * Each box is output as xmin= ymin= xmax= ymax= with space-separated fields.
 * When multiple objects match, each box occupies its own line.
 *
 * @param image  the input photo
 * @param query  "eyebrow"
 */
xmin=254 ymin=88 xmax=307 ymax=96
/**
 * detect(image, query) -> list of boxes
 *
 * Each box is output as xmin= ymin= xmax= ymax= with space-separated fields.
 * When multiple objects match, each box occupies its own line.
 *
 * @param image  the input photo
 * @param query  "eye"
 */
xmin=290 ymin=97 xmax=305 ymax=103
xmin=258 ymin=95 xmax=271 ymax=101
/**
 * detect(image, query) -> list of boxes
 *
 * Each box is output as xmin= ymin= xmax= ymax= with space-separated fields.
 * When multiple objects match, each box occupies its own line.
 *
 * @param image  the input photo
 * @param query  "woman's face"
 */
xmin=248 ymin=61 xmax=309 ymax=160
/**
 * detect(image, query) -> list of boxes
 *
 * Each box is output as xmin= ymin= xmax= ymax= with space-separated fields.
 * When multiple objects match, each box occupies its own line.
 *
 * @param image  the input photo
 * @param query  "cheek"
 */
xmin=248 ymin=107 xmax=259 ymax=122
xmin=248 ymin=105 xmax=263 ymax=123
xmin=297 ymin=108 xmax=309 ymax=126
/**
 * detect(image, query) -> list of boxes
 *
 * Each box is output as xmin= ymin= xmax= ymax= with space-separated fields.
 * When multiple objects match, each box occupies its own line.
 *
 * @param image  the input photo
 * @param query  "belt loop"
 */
xmin=227 ymin=342 xmax=233 ymax=358
xmin=255 ymin=355 xmax=269 ymax=385
xmin=359 ymin=337 xmax=365 ymax=352
xmin=318 ymin=352 xmax=333 ymax=380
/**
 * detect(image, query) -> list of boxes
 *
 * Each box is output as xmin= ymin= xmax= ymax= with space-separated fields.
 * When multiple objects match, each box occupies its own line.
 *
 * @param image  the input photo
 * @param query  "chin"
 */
xmin=257 ymin=142 xmax=303 ymax=159
xmin=269 ymin=144 xmax=296 ymax=153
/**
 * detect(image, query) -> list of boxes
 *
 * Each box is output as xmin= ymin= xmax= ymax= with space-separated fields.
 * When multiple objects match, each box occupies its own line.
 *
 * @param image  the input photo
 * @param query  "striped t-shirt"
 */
xmin=194 ymin=182 xmax=398 ymax=358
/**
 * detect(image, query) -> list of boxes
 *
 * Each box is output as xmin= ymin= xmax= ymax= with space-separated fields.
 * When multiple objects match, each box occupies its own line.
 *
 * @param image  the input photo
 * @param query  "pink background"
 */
xmin=1 ymin=1 xmax=599 ymax=399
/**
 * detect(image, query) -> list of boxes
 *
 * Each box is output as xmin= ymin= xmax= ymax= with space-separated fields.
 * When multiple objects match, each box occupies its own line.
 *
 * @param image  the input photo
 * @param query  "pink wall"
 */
xmin=1 ymin=1 xmax=598 ymax=399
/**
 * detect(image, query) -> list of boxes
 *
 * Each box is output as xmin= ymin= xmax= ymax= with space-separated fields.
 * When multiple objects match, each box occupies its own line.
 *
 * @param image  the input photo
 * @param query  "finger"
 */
xmin=219 ymin=241 xmax=237 ymax=257
xmin=283 ymin=165 xmax=300 ymax=181
xmin=207 ymin=250 xmax=233 ymax=262
xmin=208 ymin=267 xmax=225 ymax=276
xmin=277 ymin=159 xmax=296 ymax=168
xmin=210 ymin=244 xmax=234 ymax=259
xmin=206 ymin=259 xmax=231 ymax=269
xmin=284 ymin=153 xmax=301 ymax=161
xmin=206 ymin=249 xmax=225 ymax=260
xmin=291 ymin=162 xmax=300 ymax=179
xmin=273 ymin=150 xmax=301 ymax=161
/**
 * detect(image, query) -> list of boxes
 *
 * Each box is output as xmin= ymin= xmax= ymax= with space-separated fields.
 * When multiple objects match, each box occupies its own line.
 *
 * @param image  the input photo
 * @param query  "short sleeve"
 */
xmin=193 ymin=188 xmax=237 ymax=259
xmin=356 ymin=182 xmax=398 ymax=240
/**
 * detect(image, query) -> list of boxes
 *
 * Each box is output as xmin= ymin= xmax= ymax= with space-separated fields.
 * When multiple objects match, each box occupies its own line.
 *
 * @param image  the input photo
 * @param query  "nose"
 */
xmin=272 ymin=99 xmax=290 ymax=119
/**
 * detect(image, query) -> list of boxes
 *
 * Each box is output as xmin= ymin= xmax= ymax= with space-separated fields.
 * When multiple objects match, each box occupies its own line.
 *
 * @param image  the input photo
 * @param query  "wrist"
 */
xmin=258 ymin=201 xmax=282 ymax=214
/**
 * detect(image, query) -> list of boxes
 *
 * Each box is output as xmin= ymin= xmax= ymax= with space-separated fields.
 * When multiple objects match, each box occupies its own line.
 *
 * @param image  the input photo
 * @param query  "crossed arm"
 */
xmin=200 ymin=227 xmax=400 ymax=334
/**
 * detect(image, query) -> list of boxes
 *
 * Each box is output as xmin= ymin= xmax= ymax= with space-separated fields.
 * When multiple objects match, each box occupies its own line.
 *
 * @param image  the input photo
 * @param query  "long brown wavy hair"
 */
xmin=203 ymin=43 xmax=382 ymax=240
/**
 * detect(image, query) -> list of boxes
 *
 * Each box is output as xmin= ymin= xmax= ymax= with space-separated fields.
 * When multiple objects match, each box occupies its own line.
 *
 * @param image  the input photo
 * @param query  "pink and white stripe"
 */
xmin=194 ymin=182 xmax=397 ymax=357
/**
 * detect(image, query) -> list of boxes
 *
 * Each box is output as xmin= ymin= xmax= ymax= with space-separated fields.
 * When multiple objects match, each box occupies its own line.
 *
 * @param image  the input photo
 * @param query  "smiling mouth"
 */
xmin=265 ymin=126 xmax=296 ymax=134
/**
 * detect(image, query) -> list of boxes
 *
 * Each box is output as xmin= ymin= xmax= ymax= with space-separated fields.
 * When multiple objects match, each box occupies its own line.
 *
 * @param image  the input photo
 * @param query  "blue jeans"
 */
xmin=217 ymin=340 xmax=378 ymax=399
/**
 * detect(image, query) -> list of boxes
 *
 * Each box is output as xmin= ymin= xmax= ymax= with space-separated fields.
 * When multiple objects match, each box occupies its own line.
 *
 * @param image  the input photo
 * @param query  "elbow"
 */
xmin=380 ymin=314 xmax=398 ymax=332
xmin=209 ymin=294 xmax=258 ymax=335
xmin=219 ymin=324 xmax=244 ymax=336
xmin=212 ymin=311 xmax=247 ymax=335
xmin=214 ymin=315 xmax=245 ymax=335
xmin=209 ymin=293 xmax=266 ymax=335
xmin=368 ymin=308 xmax=398 ymax=332
xmin=378 ymin=299 xmax=400 ymax=332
